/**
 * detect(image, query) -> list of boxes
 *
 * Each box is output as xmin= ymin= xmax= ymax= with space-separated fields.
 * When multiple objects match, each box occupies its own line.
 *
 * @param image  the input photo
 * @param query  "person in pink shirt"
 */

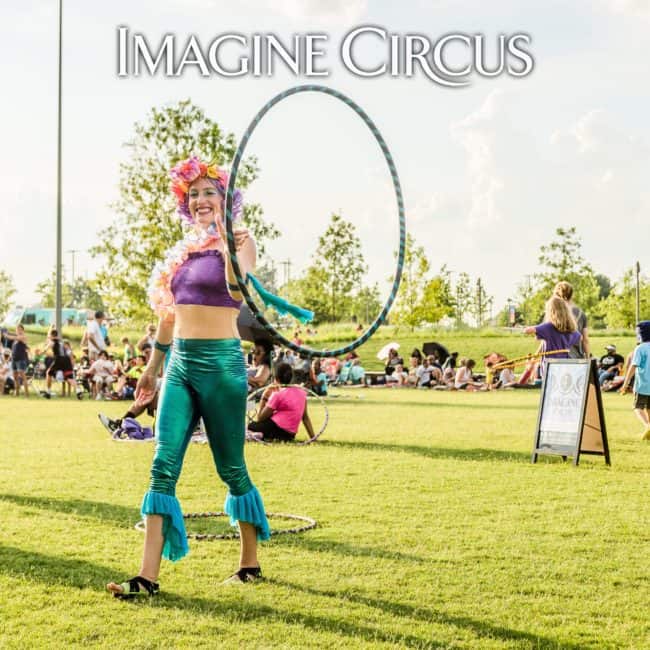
xmin=247 ymin=363 xmax=315 ymax=442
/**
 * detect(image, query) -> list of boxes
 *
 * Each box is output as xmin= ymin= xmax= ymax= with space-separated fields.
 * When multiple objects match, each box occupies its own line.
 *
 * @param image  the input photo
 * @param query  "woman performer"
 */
xmin=107 ymin=156 xmax=270 ymax=598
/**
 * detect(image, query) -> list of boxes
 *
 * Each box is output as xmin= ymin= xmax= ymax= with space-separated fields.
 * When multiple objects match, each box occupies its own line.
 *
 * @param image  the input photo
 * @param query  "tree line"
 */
xmin=0 ymin=101 xmax=646 ymax=330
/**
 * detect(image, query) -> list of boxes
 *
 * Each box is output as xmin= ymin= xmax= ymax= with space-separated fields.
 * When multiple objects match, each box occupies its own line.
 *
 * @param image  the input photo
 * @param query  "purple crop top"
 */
xmin=171 ymin=250 xmax=242 ymax=309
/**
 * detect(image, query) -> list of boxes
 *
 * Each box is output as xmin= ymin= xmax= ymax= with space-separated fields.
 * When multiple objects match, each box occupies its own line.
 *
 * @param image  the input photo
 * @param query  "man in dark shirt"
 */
xmin=598 ymin=345 xmax=625 ymax=386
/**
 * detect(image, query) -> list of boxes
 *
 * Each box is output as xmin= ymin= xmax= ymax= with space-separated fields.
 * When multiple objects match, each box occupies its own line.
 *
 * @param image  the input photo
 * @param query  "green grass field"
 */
xmin=1 ymin=386 xmax=648 ymax=649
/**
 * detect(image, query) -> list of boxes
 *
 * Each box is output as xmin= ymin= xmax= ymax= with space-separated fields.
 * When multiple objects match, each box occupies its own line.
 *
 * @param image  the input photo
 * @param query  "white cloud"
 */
xmin=551 ymin=108 xmax=649 ymax=173
xmin=600 ymin=0 xmax=650 ymax=17
xmin=261 ymin=0 xmax=367 ymax=24
xmin=450 ymin=89 xmax=508 ymax=228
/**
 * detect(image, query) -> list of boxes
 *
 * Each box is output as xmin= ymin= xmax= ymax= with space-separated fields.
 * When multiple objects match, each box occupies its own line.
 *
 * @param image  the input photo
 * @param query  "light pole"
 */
xmin=55 ymin=0 xmax=63 ymax=331
xmin=635 ymin=261 xmax=641 ymax=324
xmin=67 ymin=249 xmax=80 ymax=284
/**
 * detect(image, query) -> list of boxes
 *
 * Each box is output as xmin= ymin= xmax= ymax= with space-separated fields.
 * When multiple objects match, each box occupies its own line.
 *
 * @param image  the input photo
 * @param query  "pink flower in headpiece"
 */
xmin=168 ymin=155 xmax=243 ymax=223
xmin=176 ymin=156 xmax=202 ymax=182
xmin=171 ymin=183 xmax=187 ymax=201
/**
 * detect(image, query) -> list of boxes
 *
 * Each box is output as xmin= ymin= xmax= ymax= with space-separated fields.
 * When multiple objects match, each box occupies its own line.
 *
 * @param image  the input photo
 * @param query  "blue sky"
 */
xmin=1 ymin=0 xmax=648 ymax=314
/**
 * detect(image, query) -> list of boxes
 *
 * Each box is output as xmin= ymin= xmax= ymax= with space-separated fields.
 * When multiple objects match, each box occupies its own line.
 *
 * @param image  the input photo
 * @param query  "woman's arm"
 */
xmin=523 ymin=326 xmax=536 ymax=335
xmin=248 ymin=364 xmax=270 ymax=389
xmin=581 ymin=327 xmax=591 ymax=357
xmin=257 ymin=405 xmax=274 ymax=421
xmin=302 ymin=402 xmax=315 ymax=439
xmin=215 ymin=221 xmax=256 ymax=301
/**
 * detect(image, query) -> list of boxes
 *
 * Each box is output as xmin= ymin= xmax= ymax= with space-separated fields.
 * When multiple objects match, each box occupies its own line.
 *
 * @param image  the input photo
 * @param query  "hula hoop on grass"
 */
xmin=246 ymin=384 xmax=329 ymax=445
xmin=225 ymin=84 xmax=406 ymax=358
xmin=134 ymin=511 xmax=317 ymax=540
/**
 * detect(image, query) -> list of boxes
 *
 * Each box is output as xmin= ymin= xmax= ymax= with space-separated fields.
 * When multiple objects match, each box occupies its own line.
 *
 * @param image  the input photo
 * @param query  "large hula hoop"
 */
xmin=134 ymin=511 xmax=317 ymax=540
xmin=246 ymin=384 xmax=329 ymax=445
xmin=225 ymin=84 xmax=406 ymax=358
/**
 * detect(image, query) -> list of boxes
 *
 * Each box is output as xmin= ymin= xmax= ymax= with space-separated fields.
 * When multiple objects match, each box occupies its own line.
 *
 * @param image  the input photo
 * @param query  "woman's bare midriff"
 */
xmin=173 ymin=305 xmax=241 ymax=340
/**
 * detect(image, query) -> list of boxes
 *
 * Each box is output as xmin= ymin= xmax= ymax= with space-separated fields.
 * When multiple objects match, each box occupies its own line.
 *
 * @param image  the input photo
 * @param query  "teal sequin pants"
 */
xmin=141 ymin=338 xmax=270 ymax=561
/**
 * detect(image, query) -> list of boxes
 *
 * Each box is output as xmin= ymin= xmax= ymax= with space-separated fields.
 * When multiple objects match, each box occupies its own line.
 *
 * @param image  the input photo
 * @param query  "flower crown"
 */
xmin=169 ymin=155 xmax=243 ymax=223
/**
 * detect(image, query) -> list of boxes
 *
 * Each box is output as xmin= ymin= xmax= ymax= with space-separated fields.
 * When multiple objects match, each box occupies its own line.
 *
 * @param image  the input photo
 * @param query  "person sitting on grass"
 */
xmin=416 ymin=357 xmax=434 ymax=388
xmin=426 ymin=355 xmax=443 ymax=383
xmin=0 ymin=349 xmax=14 ymax=395
xmin=454 ymin=359 xmax=487 ymax=391
xmin=385 ymin=348 xmax=404 ymax=377
xmin=407 ymin=356 xmax=420 ymax=387
xmin=247 ymin=363 xmax=315 ymax=442
xmin=495 ymin=364 xmax=517 ymax=389
xmin=442 ymin=351 xmax=458 ymax=372
xmin=115 ymin=355 xmax=146 ymax=399
xmin=598 ymin=345 xmax=625 ymax=386
xmin=392 ymin=363 xmax=409 ymax=386
xmin=348 ymin=358 xmax=366 ymax=385
xmin=309 ymin=359 xmax=328 ymax=396
xmin=89 ymin=350 xmax=115 ymax=400
xmin=247 ymin=339 xmax=272 ymax=392
xmin=322 ymin=356 xmax=340 ymax=384
xmin=602 ymin=351 xmax=634 ymax=392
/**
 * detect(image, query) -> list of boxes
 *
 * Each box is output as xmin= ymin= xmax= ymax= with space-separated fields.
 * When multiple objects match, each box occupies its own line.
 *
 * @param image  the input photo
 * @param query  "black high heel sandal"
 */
xmin=222 ymin=567 xmax=263 ymax=584
xmin=111 ymin=576 xmax=160 ymax=599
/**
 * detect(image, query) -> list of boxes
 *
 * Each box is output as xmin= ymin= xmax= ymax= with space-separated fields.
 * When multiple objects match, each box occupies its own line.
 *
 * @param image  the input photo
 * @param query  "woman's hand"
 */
xmin=215 ymin=218 xmax=249 ymax=252
xmin=234 ymin=227 xmax=250 ymax=251
xmin=134 ymin=370 xmax=157 ymax=406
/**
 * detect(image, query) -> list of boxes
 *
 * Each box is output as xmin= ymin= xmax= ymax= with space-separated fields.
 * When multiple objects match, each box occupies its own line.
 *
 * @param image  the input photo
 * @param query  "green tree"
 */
xmin=453 ymin=272 xmax=472 ymax=327
xmin=282 ymin=265 xmax=331 ymax=324
xmin=601 ymin=269 xmax=650 ymax=328
xmin=595 ymin=273 xmax=613 ymax=301
xmin=514 ymin=276 xmax=537 ymax=324
xmin=313 ymin=214 xmax=367 ymax=322
xmin=416 ymin=274 xmax=455 ymax=325
xmin=35 ymin=271 xmax=105 ymax=311
xmin=92 ymin=100 xmax=279 ymax=320
xmin=0 ymin=270 xmax=16 ymax=318
xmin=468 ymin=278 xmax=493 ymax=328
xmin=350 ymin=284 xmax=382 ymax=325
xmin=535 ymin=227 xmax=600 ymax=316
xmin=391 ymin=234 xmax=430 ymax=329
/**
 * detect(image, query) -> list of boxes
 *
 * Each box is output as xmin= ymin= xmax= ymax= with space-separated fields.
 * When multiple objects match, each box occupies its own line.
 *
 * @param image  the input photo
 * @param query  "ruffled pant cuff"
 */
xmin=141 ymin=490 xmax=189 ymax=562
xmin=224 ymin=486 xmax=271 ymax=541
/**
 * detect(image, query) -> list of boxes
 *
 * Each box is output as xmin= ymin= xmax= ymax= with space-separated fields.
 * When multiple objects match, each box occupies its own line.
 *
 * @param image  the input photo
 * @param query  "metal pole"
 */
xmin=67 ymin=249 xmax=79 ymax=283
xmin=55 ymin=0 xmax=63 ymax=330
xmin=636 ymin=261 xmax=641 ymax=324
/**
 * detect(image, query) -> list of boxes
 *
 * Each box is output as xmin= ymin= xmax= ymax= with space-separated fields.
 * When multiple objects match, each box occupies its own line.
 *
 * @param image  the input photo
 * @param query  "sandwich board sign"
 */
xmin=532 ymin=359 xmax=610 ymax=466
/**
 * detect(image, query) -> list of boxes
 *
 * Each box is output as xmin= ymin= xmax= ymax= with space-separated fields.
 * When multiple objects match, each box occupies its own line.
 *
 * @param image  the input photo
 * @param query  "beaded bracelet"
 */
xmin=154 ymin=341 xmax=171 ymax=353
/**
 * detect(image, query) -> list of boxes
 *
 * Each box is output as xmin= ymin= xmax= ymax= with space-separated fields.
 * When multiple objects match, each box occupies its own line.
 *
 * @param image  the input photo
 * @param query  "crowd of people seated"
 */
xmin=1 ymin=298 xmax=637 ymax=405
xmin=0 ymin=318 xmax=156 ymax=401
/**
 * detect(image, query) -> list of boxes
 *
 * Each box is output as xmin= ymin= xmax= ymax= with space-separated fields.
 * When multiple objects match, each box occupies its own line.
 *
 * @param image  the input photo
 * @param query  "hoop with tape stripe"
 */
xmin=225 ymin=85 xmax=406 ymax=358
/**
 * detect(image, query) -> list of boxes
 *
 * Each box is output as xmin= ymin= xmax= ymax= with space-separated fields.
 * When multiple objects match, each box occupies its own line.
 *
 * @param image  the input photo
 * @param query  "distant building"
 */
xmin=1 ymin=306 xmax=90 ymax=328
